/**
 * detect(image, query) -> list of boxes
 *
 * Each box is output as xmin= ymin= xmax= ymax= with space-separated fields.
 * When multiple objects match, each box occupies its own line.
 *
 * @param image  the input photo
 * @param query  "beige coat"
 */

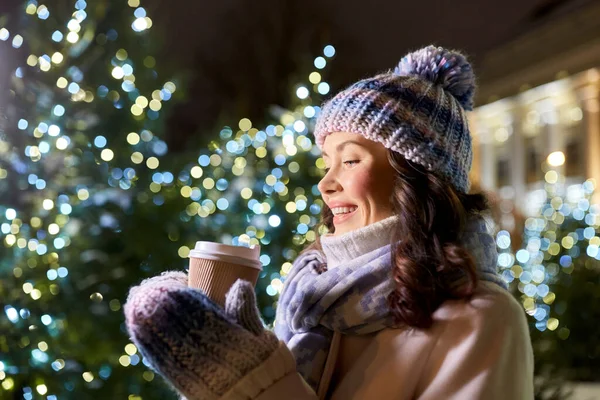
xmin=224 ymin=281 xmax=534 ymax=400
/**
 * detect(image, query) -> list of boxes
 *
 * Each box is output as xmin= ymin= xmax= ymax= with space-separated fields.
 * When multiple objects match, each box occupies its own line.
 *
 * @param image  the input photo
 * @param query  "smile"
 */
xmin=331 ymin=206 xmax=358 ymax=224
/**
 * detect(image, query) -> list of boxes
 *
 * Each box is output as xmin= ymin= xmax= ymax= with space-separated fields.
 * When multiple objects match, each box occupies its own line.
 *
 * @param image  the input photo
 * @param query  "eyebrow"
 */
xmin=322 ymin=140 xmax=364 ymax=158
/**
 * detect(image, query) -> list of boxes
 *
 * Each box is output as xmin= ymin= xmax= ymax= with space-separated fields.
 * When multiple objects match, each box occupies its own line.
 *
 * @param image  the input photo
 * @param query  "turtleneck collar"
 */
xmin=320 ymin=215 xmax=400 ymax=269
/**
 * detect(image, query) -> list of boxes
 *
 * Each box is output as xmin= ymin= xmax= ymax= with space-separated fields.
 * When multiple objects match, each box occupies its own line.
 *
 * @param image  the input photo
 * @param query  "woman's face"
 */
xmin=318 ymin=132 xmax=396 ymax=236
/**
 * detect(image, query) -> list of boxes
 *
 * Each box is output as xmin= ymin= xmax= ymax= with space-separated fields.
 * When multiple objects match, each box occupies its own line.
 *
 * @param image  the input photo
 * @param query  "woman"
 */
xmin=124 ymin=46 xmax=534 ymax=400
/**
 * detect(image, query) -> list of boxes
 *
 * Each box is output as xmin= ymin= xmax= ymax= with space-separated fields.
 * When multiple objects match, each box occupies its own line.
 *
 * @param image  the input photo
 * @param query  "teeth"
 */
xmin=331 ymin=206 xmax=357 ymax=215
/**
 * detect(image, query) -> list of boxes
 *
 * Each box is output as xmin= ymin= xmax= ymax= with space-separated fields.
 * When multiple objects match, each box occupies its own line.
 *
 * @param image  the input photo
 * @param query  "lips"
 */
xmin=332 ymin=206 xmax=358 ymax=225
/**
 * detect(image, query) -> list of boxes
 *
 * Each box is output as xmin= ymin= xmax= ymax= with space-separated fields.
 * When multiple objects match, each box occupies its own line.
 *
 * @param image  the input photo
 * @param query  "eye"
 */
xmin=343 ymin=160 xmax=359 ymax=166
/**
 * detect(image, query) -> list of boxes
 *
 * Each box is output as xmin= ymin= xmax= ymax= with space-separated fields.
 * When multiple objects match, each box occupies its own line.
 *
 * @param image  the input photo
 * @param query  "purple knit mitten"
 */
xmin=124 ymin=271 xmax=279 ymax=400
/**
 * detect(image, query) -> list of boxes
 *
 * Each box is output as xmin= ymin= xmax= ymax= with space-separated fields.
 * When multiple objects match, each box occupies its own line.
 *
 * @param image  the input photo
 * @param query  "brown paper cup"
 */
xmin=188 ymin=258 xmax=260 ymax=307
xmin=188 ymin=241 xmax=261 ymax=307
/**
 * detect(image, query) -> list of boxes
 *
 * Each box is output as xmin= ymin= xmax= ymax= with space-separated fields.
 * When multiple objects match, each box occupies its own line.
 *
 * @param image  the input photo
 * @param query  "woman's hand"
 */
xmin=124 ymin=271 xmax=279 ymax=400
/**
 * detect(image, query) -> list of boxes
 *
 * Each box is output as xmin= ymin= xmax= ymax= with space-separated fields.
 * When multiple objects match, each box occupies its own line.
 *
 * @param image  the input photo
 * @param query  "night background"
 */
xmin=0 ymin=0 xmax=599 ymax=399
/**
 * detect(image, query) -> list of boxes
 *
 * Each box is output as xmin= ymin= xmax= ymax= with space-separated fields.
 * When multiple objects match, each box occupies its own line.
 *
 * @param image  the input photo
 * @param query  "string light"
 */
xmin=1 ymin=0 xmax=341 ymax=390
xmin=496 ymin=178 xmax=598 ymax=331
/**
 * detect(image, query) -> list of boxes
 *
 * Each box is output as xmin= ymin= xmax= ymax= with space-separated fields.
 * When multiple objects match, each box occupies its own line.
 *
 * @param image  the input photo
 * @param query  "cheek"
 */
xmin=344 ymin=169 xmax=390 ymax=204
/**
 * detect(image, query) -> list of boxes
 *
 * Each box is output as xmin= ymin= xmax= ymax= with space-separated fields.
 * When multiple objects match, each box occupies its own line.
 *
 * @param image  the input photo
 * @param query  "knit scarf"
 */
xmin=273 ymin=215 xmax=507 ymax=391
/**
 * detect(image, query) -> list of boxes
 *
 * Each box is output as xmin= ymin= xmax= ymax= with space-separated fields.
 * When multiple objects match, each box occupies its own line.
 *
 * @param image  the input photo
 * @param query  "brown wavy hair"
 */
xmin=305 ymin=150 xmax=489 ymax=329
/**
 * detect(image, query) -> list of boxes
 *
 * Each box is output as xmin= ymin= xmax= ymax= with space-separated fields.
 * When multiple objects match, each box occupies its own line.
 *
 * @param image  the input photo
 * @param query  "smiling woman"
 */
xmin=124 ymin=45 xmax=534 ymax=400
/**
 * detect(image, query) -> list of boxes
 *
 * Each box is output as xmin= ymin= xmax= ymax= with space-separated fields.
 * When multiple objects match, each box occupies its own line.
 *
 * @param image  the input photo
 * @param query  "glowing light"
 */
xmin=39 ymin=56 xmax=51 ymax=71
xmin=177 ymin=186 xmax=190 ymax=198
xmin=53 ymin=105 xmax=65 ymax=116
xmin=149 ymin=99 xmax=162 ymax=111
xmin=268 ymin=215 xmax=281 ymax=227
xmin=0 ymin=28 xmax=9 ymax=41
xmin=12 ymin=35 xmax=23 ymax=49
xmin=48 ymin=125 xmax=60 ymax=136
xmin=178 ymin=246 xmax=190 ymax=258
xmin=296 ymin=86 xmax=309 ymax=99
xmin=57 ymin=77 xmax=68 ymax=88
xmin=82 ymin=372 xmax=94 ymax=382
xmin=570 ymin=107 xmax=583 ymax=121
xmin=67 ymin=82 xmax=80 ymax=94
xmin=109 ymin=299 xmax=121 ymax=311
xmin=293 ymin=120 xmax=306 ymax=132
xmin=112 ymin=66 xmax=124 ymax=79
xmin=67 ymin=19 xmax=81 ymax=32
xmin=547 ymin=151 xmax=565 ymax=167
xmin=164 ymin=81 xmax=177 ymax=92
xmin=52 ymin=359 xmax=65 ymax=371
xmin=324 ymin=45 xmax=336 ymax=57
xmin=318 ymin=82 xmax=330 ymax=95
xmin=56 ymin=137 xmax=69 ymax=150
xmin=131 ymin=104 xmax=143 ymax=116
xmin=119 ymin=355 xmax=131 ymax=367
xmin=285 ymin=202 xmax=297 ymax=213
xmin=52 ymin=31 xmax=63 ymax=42
xmin=37 ymin=5 xmax=49 ymax=19
xmin=127 ymin=132 xmax=140 ymax=145
xmin=2 ymin=377 xmax=14 ymax=390
xmin=314 ymin=56 xmax=326 ymax=69
xmin=5 ymin=306 xmax=19 ymax=323
xmin=143 ymin=370 xmax=154 ymax=381
xmin=146 ymin=157 xmax=159 ymax=169
xmin=5 ymin=208 xmax=16 ymax=220
xmin=239 ymin=118 xmax=252 ymax=131
xmin=116 ymin=48 xmax=128 ymax=60
xmin=101 ymin=149 xmax=114 ymax=161
xmin=135 ymin=96 xmax=148 ymax=108
xmin=132 ymin=17 xmax=148 ymax=31
xmin=125 ymin=343 xmax=137 ymax=355
xmin=66 ymin=32 xmax=79 ymax=43
xmin=131 ymin=152 xmax=144 ymax=164
xmin=545 ymin=171 xmax=558 ymax=184
xmin=42 ymin=199 xmax=54 ymax=210
xmin=90 ymin=292 xmax=103 ymax=302
xmin=547 ymin=318 xmax=559 ymax=331
xmin=25 ymin=4 xmax=37 ymax=14
xmin=36 ymin=385 xmax=48 ymax=395
xmin=203 ymin=178 xmax=215 ymax=190
xmin=77 ymin=188 xmax=90 ymax=200
xmin=48 ymin=223 xmax=60 ymax=235
xmin=41 ymin=314 xmax=52 ymax=325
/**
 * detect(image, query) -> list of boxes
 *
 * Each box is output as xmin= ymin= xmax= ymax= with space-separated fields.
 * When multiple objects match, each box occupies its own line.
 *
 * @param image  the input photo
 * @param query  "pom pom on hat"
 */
xmin=394 ymin=45 xmax=476 ymax=110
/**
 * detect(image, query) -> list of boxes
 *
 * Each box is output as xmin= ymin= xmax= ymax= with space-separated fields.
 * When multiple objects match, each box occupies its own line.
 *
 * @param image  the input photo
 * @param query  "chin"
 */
xmin=333 ymin=223 xmax=361 ymax=236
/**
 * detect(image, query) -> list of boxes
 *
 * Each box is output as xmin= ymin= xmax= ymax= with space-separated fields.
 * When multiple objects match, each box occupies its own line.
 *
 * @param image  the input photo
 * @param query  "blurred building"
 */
xmin=470 ymin=0 xmax=600 ymax=222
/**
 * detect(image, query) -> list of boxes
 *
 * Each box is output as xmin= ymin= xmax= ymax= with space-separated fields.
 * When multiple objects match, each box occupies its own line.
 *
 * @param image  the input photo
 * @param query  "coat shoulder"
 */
xmin=432 ymin=281 xmax=527 ymax=328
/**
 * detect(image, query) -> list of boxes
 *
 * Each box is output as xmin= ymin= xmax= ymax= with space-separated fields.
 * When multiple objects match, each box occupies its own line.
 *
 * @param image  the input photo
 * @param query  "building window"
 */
xmin=496 ymin=157 xmax=510 ymax=188
xmin=564 ymin=116 xmax=585 ymax=178
xmin=525 ymin=136 xmax=543 ymax=184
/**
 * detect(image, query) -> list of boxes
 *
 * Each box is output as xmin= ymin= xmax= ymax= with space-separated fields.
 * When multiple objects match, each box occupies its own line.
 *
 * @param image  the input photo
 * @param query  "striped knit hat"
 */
xmin=314 ymin=45 xmax=476 ymax=193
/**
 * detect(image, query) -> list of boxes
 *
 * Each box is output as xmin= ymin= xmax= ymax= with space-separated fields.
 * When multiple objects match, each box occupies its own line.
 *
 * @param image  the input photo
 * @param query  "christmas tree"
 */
xmin=0 ymin=0 xmax=335 ymax=397
xmin=495 ymin=171 xmax=600 ymax=399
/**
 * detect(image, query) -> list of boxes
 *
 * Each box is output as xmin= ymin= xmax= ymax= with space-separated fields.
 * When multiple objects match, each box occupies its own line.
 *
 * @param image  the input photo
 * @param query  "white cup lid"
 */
xmin=189 ymin=241 xmax=262 ymax=270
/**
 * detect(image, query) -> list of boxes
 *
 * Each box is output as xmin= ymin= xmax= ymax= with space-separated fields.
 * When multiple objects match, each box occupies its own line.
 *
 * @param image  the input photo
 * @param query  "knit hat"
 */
xmin=314 ymin=45 xmax=476 ymax=193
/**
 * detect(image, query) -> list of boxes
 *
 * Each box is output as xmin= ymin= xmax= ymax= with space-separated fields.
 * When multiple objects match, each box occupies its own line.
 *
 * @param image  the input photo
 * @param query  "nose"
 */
xmin=318 ymin=168 xmax=342 ymax=197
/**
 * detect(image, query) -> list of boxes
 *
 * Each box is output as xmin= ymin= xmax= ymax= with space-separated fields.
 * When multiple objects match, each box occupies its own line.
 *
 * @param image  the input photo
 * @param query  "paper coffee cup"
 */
xmin=188 ymin=241 xmax=262 ymax=307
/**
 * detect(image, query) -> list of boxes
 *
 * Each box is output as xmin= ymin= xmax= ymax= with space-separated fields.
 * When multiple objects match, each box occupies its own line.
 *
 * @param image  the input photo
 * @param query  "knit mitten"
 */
xmin=124 ymin=271 xmax=281 ymax=400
